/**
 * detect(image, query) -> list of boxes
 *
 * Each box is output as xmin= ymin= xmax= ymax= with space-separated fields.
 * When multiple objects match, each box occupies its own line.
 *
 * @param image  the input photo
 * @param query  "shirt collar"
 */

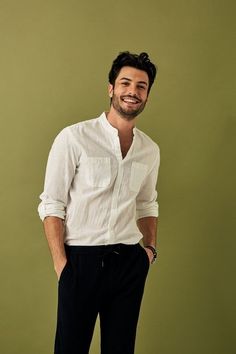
xmin=99 ymin=112 xmax=136 ymax=136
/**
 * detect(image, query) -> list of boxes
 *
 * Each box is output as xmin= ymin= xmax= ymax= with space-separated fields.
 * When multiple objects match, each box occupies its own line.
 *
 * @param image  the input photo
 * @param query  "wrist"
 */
xmin=144 ymin=245 xmax=157 ymax=263
xmin=54 ymin=257 xmax=67 ymax=273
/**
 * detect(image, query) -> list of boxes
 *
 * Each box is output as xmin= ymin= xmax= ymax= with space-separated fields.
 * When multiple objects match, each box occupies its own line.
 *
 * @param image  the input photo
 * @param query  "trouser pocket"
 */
xmin=58 ymin=261 xmax=70 ymax=283
xmin=138 ymin=244 xmax=150 ymax=270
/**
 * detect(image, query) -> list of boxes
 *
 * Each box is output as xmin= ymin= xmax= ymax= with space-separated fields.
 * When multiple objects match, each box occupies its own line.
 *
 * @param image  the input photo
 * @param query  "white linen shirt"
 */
xmin=38 ymin=112 xmax=160 ymax=246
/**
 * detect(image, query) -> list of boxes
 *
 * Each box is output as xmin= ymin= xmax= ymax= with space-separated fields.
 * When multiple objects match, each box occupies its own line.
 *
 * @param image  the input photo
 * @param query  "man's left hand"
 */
xmin=144 ymin=247 xmax=153 ymax=264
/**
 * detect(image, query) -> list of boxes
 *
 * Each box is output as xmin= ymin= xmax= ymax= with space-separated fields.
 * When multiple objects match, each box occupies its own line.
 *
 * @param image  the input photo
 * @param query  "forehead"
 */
xmin=116 ymin=66 xmax=149 ymax=85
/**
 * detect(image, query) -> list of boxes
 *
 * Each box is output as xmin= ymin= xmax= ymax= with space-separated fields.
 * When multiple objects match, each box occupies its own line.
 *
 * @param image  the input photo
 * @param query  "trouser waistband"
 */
xmin=64 ymin=243 xmax=140 ymax=255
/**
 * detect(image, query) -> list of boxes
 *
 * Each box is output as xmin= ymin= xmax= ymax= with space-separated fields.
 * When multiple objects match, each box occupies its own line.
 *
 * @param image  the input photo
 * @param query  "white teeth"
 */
xmin=123 ymin=98 xmax=138 ymax=103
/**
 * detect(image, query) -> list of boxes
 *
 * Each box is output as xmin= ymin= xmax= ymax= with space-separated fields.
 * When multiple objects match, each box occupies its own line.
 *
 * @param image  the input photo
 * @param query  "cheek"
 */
xmin=141 ymin=93 xmax=148 ymax=102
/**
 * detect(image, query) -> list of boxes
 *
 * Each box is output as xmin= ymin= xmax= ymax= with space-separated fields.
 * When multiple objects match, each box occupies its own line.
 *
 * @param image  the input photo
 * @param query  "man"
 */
xmin=38 ymin=51 xmax=160 ymax=354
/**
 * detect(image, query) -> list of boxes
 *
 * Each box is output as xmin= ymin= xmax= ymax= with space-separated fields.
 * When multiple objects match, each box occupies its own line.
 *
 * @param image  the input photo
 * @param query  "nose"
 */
xmin=128 ymin=85 xmax=138 ymax=97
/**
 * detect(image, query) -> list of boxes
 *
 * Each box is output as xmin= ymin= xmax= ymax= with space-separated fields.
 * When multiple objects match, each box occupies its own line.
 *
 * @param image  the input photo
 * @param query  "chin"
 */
xmin=119 ymin=111 xmax=139 ymax=120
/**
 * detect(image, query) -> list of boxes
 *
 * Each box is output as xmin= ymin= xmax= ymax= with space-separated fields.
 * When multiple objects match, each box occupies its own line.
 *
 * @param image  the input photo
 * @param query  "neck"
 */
xmin=106 ymin=107 xmax=136 ymax=136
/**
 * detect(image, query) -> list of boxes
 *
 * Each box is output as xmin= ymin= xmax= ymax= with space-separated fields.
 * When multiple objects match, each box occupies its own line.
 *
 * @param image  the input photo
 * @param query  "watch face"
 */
xmin=152 ymin=253 xmax=157 ymax=263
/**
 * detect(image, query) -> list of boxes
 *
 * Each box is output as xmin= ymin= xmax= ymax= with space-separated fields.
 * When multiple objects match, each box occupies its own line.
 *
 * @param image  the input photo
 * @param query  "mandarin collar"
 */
xmin=99 ymin=112 xmax=136 ymax=136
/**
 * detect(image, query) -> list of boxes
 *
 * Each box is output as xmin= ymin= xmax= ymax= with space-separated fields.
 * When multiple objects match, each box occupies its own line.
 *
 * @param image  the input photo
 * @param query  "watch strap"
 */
xmin=144 ymin=245 xmax=157 ymax=263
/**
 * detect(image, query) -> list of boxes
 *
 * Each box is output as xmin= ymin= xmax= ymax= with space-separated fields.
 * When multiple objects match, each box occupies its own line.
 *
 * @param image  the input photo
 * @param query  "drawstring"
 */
xmin=100 ymin=246 xmax=120 ymax=268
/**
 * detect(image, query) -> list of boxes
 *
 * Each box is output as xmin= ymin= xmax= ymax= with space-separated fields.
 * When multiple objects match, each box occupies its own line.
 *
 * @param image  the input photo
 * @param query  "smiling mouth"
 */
xmin=121 ymin=96 xmax=141 ymax=104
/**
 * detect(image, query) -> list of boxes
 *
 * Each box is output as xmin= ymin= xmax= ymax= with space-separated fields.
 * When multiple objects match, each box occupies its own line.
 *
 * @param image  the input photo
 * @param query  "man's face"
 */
xmin=109 ymin=66 xmax=149 ymax=120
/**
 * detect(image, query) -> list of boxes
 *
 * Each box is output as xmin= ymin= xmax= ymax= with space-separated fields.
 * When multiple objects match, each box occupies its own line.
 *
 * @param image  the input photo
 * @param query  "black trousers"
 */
xmin=54 ymin=243 xmax=150 ymax=354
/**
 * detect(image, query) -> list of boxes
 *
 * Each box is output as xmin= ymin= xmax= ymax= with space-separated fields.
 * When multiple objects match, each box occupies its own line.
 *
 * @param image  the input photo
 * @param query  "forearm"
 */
xmin=137 ymin=216 xmax=158 ymax=247
xmin=43 ymin=216 xmax=67 ymax=276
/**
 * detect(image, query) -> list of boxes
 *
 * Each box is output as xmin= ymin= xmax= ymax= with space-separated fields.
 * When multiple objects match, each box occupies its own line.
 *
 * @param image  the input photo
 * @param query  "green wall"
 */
xmin=0 ymin=0 xmax=235 ymax=353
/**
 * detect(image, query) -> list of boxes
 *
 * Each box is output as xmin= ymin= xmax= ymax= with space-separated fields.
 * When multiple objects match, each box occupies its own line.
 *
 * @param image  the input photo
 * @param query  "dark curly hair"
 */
xmin=108 ymin=51 xmax=157 ymax=93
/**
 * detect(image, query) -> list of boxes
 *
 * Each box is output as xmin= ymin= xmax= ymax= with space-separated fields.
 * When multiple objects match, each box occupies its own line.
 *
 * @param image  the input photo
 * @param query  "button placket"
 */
xmin=107 ymin=136 xmax=124 ymax=243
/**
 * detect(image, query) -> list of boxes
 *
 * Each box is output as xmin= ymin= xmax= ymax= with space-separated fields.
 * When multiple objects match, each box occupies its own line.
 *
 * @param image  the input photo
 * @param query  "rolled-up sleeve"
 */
xmin=38 ymin=127 xmax=80 ymax=221
xmin=136 ymin=145 xmax=160 ymax=220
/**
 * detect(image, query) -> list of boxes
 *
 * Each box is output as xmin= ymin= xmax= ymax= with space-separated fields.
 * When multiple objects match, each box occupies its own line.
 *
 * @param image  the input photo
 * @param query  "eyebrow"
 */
xmin=119 ymin=77 xmax=148 ymax=86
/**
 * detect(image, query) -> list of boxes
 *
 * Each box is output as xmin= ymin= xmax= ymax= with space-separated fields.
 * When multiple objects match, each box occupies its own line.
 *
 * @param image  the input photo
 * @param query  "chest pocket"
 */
xmin=129 ymin=162 xmax=148 ymax=193
xmin=85 ymin=157 xmax=111 ymax=188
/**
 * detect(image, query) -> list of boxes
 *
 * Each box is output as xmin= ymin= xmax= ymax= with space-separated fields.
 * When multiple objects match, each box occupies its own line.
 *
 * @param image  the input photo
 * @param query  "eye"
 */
xmin=121 ymin=82 xmax=129 ymax=86
xmin=138 ymin=85 xmax=146 ymax=90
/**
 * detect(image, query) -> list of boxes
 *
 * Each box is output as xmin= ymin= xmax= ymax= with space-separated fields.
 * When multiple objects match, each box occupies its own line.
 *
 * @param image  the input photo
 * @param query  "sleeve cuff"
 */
xmin=136 ymin=201 xmax=159 ymax=220
xmin=38 ymin=201 xmax=66 ymax=221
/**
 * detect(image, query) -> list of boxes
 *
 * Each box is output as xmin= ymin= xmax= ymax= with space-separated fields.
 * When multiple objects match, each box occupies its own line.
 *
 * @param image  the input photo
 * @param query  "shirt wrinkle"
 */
xmin=38 ymin=112 xmax=160 ymax=246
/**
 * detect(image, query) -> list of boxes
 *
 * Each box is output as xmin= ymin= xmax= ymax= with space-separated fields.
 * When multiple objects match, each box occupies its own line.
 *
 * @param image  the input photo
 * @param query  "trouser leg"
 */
xmin=54 ymin=247 xmax=102 ymax=354
xmin=99 ymin=244 xmax=150 ymax=354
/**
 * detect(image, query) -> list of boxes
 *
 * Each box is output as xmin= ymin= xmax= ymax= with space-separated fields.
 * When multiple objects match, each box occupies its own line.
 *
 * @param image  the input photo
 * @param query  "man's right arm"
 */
xmin=43 ymin=216 xmax=67 ymax=280
xmin=38 ymin=128 xmax=80 ymax=278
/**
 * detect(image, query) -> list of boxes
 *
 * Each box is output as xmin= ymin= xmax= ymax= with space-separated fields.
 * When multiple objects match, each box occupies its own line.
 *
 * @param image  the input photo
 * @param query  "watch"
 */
xmin=144 ymin=245 xmax=158 ymax=263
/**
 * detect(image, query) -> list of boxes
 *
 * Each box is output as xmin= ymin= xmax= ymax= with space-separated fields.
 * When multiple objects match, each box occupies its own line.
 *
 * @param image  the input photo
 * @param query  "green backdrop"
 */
xmin=0 ymin=0 xmax=235 ymax=353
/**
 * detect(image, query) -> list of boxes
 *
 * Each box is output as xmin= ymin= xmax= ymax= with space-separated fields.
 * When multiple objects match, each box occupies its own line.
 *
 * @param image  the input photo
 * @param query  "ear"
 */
xmin=108 ymin=84 xmax=114 ymax=98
